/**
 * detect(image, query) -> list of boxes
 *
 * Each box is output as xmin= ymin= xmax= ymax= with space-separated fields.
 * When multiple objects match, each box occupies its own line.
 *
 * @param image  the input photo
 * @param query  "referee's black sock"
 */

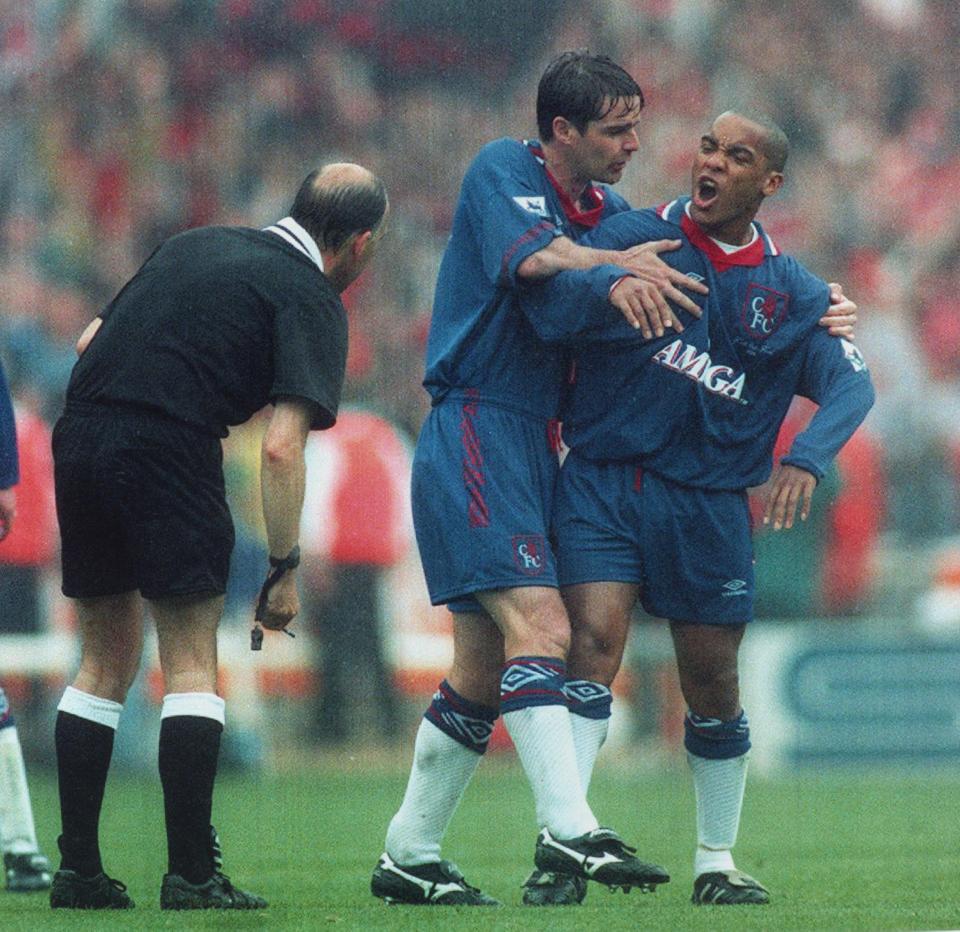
xmin=158 ymin=693 xmax=225 ymax=885
xmin=54 ymin=687 xmax=124 ymax=877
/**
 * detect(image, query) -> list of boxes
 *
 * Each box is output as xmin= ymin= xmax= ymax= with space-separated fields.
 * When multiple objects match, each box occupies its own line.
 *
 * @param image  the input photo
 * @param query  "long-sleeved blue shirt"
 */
xmin=522 ymin=197 xmax=875 ymax=491
xmin=422 ymin=138 xmax=631 ymax=419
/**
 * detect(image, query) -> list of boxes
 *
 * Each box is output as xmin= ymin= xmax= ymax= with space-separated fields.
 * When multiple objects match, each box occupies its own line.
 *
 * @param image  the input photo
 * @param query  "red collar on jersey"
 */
xmin=529 ymin=145 xmax=605 ymax=228
xmin=681 ymin=212 xmax=766 ymax=271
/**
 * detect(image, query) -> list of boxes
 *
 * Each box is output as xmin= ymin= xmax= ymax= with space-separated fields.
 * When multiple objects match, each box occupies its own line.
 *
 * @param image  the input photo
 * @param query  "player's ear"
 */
xmin=552 ymin=115 xmax=577 ymax=143
xmin=762 ymin=171 xmax=784 ymax=198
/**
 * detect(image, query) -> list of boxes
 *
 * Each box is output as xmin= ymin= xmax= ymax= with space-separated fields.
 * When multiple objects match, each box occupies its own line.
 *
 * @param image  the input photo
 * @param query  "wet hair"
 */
xmin=290 ymin=167 xmax=387 ymax=252
xmin=720 ymin=110 xmax=790 ymax=172
xmin=537 ymin=50 xmax=644 ymax=141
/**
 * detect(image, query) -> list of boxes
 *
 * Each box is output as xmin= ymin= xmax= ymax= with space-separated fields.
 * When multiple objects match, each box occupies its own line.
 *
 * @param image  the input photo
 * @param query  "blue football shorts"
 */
xmin=554 ymin=453 xmax=754 ymax=625
xmin=412 ymin=397 xmax=560 ymax=613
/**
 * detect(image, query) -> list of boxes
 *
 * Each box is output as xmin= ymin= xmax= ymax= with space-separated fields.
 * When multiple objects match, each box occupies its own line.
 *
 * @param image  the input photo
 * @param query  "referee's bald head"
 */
xmin=290 ymin=163 xmax=388 ymax=254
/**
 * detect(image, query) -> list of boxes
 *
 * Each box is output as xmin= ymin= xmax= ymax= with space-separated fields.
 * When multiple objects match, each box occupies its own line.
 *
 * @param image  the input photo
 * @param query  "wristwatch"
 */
xmin=268 ymin=545 xmax=301 ymax=572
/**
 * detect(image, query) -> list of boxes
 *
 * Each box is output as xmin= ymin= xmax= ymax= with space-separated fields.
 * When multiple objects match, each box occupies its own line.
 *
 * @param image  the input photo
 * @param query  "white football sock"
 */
xmin=688 ymin=752 xmax=748 ymax=876
xmin=0 ymin=726 xmax=40 ymax=855
xmin=570 ymin=713 xmax=609 ymax=795
xmin=385 ymin=718 xmax=483 ymax=865
xmin=161 ymin=691 xmax=226 ymax=724
xmin=57 ymin=685 xmax=123 ymax=729
xmin=503 ymin=704 xmax=598 ymax=838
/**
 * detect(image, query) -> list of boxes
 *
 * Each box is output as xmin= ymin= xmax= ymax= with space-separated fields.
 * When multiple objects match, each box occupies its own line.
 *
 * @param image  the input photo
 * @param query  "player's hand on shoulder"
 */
xmin=260 ymin=570 xmax=300 ymax=631
xmin=819 ymin=283 xmax=857 ymax=340
xmin=763 ymin=464 xmax=817 ymax=531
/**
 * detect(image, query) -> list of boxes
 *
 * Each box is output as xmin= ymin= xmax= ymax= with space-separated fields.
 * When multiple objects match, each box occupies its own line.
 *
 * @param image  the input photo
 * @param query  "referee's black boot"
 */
xmin=160 ymin=871 xmax=267 ymax=910
xmin=50 ymin=869 xmax=134 ymax=909
xmin=160 ymin=824 xmax=266 ymax=909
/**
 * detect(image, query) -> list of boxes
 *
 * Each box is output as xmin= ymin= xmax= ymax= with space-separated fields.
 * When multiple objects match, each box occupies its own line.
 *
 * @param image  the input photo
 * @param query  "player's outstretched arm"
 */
xmin=516 ymin=235 xmax=608 ymax=279
xmin=520 ymin=238 xmax=705 ymax=338
xmin=768 ymin=329 xmax=874 ymax=532
xmin=819 ymin=283 xmax=857 ymax=339
xmin=763 ymin=464 xmax=817 ymax=531
xmin=259 ymin=399 xmax=312 ymax=630
xmin=520 ymin=236 xmax=705 ymax=309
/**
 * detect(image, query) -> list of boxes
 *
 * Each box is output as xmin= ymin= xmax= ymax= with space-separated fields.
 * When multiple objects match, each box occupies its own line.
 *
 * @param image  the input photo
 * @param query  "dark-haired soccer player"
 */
xmin=374 ymin=50 xmax=857 ymax=908
xmin=50 ymin=163 xmax=387 ymax=910
xmin=523 ymin=110 xmax=875 ymax=905
xmin=373 ymin=49 xmax=695 ymax=909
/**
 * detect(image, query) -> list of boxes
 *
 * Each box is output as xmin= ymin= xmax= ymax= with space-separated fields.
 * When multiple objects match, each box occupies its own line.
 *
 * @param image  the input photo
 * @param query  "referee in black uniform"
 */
xmin=49 ymin=163 xmax=388 ymax=910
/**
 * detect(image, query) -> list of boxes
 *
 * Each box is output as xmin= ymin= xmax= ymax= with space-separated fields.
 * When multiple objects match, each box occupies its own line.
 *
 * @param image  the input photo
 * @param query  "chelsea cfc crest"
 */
xmin=741 ymin=283 xmax=789 ymax=339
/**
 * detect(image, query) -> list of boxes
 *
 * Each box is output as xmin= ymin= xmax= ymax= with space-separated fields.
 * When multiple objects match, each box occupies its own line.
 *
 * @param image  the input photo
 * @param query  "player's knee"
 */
xmin=501 ymin=601 xmax=570 ymax=658
xmin=682 ymin=667 xmax=740 ymax=720
xmin=569 ymin=624 xmax=624 ymax=683
xmin=532 ymin=617 xmax=570 ymax=660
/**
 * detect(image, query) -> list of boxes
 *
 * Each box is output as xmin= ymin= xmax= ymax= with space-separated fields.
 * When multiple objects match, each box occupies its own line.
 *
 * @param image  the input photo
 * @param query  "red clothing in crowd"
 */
xmin=0 ymin=409 xmax=56 ymax=567
xmin=301 ymin=408 xmax=412 ymax=566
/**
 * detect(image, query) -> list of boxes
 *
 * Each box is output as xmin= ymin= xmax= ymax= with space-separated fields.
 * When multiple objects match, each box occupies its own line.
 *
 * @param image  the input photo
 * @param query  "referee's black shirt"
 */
xmin=66 ymin=225 xmax=348 ymax=437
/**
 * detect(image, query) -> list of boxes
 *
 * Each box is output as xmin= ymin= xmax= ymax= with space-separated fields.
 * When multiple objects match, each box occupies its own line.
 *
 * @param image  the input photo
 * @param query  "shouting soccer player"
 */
xmin=374 ymin=50 xmax=858 ymax=908
xmin=523 ymin=110 xmax=875 ymax=905
xmin=372 ymin=51 xmax=695 ymax=908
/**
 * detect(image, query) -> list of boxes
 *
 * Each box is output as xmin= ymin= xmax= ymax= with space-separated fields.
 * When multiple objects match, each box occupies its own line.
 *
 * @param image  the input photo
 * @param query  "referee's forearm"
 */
xmin=260 ymin=403 xmax=311 ymax=560
xmin=260 ymin=448 xmax=305 ymax=560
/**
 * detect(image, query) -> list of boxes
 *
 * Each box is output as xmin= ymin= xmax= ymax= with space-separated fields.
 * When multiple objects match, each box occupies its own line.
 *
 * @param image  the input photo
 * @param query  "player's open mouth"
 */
xmin=693 ymin=176 xmax=718 ymax=209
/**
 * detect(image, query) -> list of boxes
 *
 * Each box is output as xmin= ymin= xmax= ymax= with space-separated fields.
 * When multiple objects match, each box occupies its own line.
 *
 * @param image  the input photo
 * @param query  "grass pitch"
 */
xmin=3 ymin=754 xmax=957 ymax=931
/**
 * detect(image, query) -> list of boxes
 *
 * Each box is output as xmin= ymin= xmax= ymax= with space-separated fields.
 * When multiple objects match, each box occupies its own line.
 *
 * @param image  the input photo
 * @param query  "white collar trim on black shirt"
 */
xmin=264 ymin=217 xmax=324 ymax=272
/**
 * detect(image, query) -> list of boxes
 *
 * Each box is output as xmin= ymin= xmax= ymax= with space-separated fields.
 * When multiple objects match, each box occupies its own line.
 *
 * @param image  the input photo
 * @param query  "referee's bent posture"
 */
xmin=49 ymin=163 xmax=388 ymax=910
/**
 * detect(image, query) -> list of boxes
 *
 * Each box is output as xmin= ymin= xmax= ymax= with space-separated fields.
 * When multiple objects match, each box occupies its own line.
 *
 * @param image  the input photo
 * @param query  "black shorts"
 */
xmin=53 ymin=403 xmax=235 ymax=600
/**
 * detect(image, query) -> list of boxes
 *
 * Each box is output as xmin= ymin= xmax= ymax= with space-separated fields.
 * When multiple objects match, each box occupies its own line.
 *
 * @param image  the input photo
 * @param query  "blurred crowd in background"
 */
xmin=1 ymin=0 xmax=960 ymax=667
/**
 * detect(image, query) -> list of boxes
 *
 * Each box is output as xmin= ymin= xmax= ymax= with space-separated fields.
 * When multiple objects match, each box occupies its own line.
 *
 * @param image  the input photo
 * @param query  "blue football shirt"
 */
xmin=423 ymin=138 xmax=631 ymax=419
xmin=523 ymin=197 xmax=875 ymax=489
